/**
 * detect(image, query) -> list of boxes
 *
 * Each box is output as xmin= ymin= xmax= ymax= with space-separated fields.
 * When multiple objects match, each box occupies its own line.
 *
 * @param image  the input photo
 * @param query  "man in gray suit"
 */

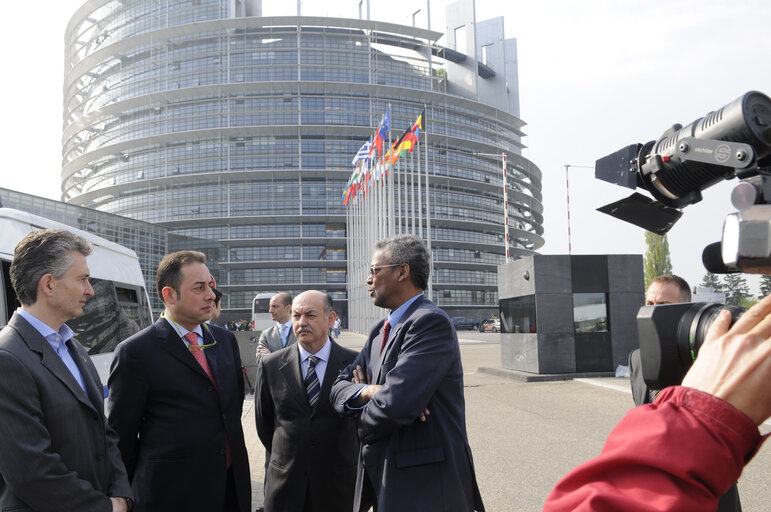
xmin=0 ymin=229 xmax=132 ymax=512
xmin=257 ymin=291 xmax=296 ymax=359
xmin=255 ymin=290 xmax=358 ymax=511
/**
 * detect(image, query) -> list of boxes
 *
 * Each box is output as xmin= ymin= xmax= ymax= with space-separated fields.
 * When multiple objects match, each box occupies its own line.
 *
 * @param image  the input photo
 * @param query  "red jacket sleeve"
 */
xmin=543 ymin=386 xmax=764 ymax=512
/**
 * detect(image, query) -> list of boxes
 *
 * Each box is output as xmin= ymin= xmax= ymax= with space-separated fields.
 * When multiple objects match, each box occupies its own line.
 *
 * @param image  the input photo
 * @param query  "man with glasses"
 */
xmin=331 ymin=234 xmax=485 ymax=512
xmin=108 ymin=251 xmax=251 ymax=512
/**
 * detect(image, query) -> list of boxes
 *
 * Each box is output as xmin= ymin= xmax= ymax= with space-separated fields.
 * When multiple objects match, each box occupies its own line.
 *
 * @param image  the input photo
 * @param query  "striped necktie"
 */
xmin=305 ymin=355 xmax=320 ymax=409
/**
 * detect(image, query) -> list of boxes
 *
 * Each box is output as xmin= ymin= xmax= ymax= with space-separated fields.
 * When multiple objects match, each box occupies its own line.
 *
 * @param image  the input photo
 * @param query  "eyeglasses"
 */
xmin=369 ymin=263 xmax=402 ymax=275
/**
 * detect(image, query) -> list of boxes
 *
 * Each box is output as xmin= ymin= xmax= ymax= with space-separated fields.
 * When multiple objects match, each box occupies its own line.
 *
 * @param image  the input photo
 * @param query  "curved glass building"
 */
xmin=63 ymin=0 xmax=543 ymax=323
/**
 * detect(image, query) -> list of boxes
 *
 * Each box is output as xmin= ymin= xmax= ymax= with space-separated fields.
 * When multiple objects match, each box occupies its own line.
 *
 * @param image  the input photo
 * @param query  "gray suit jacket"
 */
xmin=255 ymin=340 xmax=359 ymax=511
xmin=257 ymin=322 xmax=296 ymax=360
xmin=0 ymin=312 xmax=131 ymax=511
xmin=331 ymin=296 xmax=484 ymax=512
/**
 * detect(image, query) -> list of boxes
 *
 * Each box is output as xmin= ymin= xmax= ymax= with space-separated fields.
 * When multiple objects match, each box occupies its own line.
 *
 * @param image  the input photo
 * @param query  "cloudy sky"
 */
xmin=3 ymin=0 xmax=769 ymax=292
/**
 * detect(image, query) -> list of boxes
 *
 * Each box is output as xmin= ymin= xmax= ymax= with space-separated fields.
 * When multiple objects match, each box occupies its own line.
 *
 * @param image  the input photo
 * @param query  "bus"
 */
xmin=0 ymin=208 xmax=153 ymax=387
xmin=251 ymin=292 xmax=276 ymax=331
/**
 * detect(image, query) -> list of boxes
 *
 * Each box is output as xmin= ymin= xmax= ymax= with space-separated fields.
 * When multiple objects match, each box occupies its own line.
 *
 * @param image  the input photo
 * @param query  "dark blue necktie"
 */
xmin=305 ymin=355 xmax=320 ymax=409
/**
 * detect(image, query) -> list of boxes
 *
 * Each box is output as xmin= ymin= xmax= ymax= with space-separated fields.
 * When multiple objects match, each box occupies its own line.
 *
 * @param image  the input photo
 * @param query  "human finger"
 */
xmin=723 ymin=294 xmax=771 ymax=335
xmin=703 ymin=309 xmax=733 ymax=345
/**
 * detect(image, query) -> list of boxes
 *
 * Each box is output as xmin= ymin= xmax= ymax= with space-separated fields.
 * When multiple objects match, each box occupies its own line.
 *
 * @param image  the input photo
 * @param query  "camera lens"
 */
xmin=675 ymin=303 xmax=745 ymax=370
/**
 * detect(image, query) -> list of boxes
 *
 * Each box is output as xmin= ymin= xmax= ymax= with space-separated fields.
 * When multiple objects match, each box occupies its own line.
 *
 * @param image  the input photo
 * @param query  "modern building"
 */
xmin=62 ymin=0 xmax=543 ymax=324
xmin=0 ymin=187 xmax=167 ymax=313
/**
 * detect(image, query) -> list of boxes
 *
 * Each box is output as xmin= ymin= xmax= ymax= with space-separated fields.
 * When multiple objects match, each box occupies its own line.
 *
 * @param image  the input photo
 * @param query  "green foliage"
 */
xmin=739 ymin=296 xmax=758 ymax=309
xmin=700 ymin=272 xmax=723 ymax=292
xmin=643 ymin=232 xmax=672 ymax=289
xmin=760 ymin=274 xmax=771 ymax=298
xmin=722 ymin=273 xmax=751 ymax=306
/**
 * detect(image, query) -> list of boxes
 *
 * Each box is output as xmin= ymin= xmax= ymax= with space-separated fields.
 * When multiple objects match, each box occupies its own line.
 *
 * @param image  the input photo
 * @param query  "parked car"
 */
xmin=479 ymin=318 xmax=501 ymax=333
xmin=452 ymin=317 xmax=480 ymax=331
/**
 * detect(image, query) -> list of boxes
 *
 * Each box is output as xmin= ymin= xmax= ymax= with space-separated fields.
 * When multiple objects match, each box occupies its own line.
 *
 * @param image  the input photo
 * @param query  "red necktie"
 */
xmin=379 ymin=320 xmax=391 ymax=355
xmin=184 ymin=332 xmax=216 ymax=385
xmin=183 ymin=331 xmax=231 ymax=468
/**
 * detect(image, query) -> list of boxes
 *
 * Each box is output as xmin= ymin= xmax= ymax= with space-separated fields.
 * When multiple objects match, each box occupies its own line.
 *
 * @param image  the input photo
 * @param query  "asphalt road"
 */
xmin=244 ymin=330 xmax=770 ymax=511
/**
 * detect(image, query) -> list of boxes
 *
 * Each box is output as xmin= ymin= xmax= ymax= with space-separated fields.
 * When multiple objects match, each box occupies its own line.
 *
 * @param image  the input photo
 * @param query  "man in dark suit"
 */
xmin=0 ymin=229 xmax=132 ymax=511
xmin=629 ymin=274 xmax=692 ymax=406
xmin=257 ymin=291 xmax=296 ymax=360
xmin=107 ymin=251 xmax=251 ymax=512
xmin=628 ymin=274 xmax=742 ymax=511
xmin=331 ymin=234 xmax=485 ymax=512
xmin=255 ymin=290 xmax=359 ymax=511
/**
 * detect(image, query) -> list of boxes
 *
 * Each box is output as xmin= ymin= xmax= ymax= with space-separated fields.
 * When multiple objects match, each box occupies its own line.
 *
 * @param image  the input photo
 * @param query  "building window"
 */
xmin=573 ymin=293 xmax=609 ymax=333
xmin=499 ymin=295 xmax=536 ymax=333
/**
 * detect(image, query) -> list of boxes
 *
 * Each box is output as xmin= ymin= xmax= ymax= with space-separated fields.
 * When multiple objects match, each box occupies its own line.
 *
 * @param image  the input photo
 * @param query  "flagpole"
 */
xmin=423 ymin=106 xmax=432 ymax=302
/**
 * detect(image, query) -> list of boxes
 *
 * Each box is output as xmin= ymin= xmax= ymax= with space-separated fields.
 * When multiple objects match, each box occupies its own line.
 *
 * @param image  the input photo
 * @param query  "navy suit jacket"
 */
xmin=331 ymin=296 xmax=485 ymax=512
xmin=107 ymin=318 xmax=251 ymax=512
xmin=0 ymin=312 xmax=131 ymax=511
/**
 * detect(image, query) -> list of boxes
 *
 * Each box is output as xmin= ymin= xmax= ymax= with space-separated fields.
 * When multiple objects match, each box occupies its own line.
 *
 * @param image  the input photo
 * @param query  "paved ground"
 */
xmin=244 ymin=330 xmax=770 ymax=511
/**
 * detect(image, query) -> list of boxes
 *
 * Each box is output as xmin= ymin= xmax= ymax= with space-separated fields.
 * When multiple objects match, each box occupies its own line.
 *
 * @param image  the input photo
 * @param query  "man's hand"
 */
xmin=259 ymin=346 xmax=271 ymax=355
xmin=110 ymin=497 xmax=128 ymax=512
xmin=352 ymin=364 xmax=369 ymax=384
xmin=682 ymin=294 xmax=771 ymax=425
xmin=351 ymin=365 xmax=429 ymax=420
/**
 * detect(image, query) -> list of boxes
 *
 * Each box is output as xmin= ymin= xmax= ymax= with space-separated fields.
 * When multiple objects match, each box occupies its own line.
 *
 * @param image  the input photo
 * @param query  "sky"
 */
xmin=2 ymin=0 xmax=769 ymax=293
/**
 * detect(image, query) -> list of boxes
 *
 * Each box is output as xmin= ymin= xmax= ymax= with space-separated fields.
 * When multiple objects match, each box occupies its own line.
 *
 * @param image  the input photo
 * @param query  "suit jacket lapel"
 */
xmin=201 ymin=325 xmax=221 ymax=385
xmin=374 ymin=296 xmax=426 ymax=383
xmin=368 ymin=319 xmax=387 ymax=384
xmin=316 ymin=341 xmax=344 ymax=414
xmin=10 ymin=313 xmax=96 ymax=413
xmin=68 ymin=341 xmax=104 ymax=410
xmin=278 ymin=345 xmax=308 ymax=410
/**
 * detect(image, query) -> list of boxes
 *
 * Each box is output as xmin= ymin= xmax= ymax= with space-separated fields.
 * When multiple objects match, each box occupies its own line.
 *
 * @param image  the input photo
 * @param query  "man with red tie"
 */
xmin=331 ymin=234 xmax=485 ymax=512
xmin=108 ymin=251 xmax=251 ymax=512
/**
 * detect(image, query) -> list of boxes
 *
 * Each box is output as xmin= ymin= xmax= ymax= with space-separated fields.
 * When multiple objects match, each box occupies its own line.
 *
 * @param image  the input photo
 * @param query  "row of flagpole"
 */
xmin=344 ymin=106 xmax=431 ymax=333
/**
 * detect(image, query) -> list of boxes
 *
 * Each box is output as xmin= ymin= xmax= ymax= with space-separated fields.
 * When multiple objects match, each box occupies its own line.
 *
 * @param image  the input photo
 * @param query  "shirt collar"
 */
xmin=297 ymin=337 xmax=331 ymax=363
xmin=387 ymin=293 xmax=423 ymax=328
xmin=17 ymin=308 xmax=74 ymax=343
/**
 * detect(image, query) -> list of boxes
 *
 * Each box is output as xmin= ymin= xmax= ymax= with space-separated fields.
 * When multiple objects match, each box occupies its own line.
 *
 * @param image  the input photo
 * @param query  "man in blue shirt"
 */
xmin=331 ymin=234 xmax=485 ymax=512
xmin=0 ymin=228 xmax=132 ymax=511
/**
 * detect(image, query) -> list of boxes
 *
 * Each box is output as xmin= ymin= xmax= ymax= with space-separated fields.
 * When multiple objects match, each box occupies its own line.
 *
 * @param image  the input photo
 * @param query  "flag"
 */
xmin=389 ymin=109 xmax=424 ymax=164
xmin=352 ymin=140 xmax=372 ymax=167
xmin=371 ymin=108 xmax=390 ymax=158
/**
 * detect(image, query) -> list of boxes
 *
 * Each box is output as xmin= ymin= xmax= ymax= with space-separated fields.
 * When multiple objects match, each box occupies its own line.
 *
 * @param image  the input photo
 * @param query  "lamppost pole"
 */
xmin=564 ymin=164 xmax=594 ymax=255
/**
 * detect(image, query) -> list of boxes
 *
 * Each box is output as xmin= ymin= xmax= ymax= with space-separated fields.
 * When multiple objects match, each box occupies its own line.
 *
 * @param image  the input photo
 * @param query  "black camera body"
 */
xmin=637 ymin=303 xmax=744 ymax=389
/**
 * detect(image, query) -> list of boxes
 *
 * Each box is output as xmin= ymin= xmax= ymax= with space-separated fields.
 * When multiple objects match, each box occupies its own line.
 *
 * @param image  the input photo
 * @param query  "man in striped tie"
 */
xmin=254 ymin=290 xmax=359 ymax=511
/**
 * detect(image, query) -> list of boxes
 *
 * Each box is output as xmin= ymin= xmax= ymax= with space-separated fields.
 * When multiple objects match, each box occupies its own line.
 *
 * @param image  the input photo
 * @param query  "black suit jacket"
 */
xmin=0 ymin=312 xmax=131 ymax=511
xmin=107 ymin=318 xmax=251 ymax=512
xmin=331 ymin=296 xmax=485 ymax=512
xmin=255 ymin=340 xmax=359 ymax=511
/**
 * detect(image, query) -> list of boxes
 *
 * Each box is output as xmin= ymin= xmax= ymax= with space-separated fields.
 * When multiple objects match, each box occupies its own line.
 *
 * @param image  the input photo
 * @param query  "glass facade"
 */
xmin=62 ymin=1 xmax=544 ymax=321
xmin=0 ymin=187 xmax=167 ymax=314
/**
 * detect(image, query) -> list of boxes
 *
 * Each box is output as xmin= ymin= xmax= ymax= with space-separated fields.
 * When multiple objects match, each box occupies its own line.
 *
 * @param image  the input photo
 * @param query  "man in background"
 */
xmin=628 ymin=273 xmax=741 ymax=511
xmin=0 ymin=229 xmax=132 ymax=511
xmin=210 ymin=287 xmax=223 ymax=324
xmin=257 ymin=292 xmax=296 ymax=359
xmin=629 ymin=274 xmax=691 ymax=405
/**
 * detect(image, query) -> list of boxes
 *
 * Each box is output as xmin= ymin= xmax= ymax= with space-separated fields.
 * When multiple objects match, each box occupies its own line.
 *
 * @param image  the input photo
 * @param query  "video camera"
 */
xmin=595 ymin=90 xmax=771 ymax=388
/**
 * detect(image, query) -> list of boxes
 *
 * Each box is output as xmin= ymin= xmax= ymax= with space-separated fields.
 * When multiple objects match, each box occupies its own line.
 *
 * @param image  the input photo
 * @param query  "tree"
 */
xmin=700 ymin=272 xmax=723 ymax=293
xmin=722 ymin=273 xmax=751 ymax=306
xmin=643 ymin=232 xmax=672 ymax=289
xmin=760 ymin=274 xmax=771 ymax=297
